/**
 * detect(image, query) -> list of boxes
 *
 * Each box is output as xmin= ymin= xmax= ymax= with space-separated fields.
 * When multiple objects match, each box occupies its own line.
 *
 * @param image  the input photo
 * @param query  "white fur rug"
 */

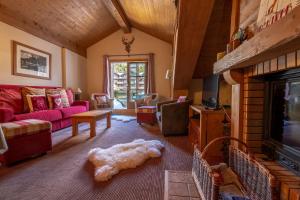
xmin=111 ymin=115 xmax=136 ymax=122
xmin=88 ymin=139 xmax=164 ymax=181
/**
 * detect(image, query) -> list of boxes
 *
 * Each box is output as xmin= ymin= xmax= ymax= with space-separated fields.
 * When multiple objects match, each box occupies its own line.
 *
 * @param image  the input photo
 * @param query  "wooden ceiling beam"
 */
xmin=173 ymin=0 xmax=215 ymax=89
xmin=192 ymin=0 xmax=232 ymax=78
xmin=102 ymin=0 xmax=131 ymax=33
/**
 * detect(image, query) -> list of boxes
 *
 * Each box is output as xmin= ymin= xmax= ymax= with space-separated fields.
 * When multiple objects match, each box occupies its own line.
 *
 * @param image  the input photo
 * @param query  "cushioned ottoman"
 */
xmin=136 ymin=106 xmax=157 ymax=125
xmin=0 ymin=119 xmax=52 ymax=165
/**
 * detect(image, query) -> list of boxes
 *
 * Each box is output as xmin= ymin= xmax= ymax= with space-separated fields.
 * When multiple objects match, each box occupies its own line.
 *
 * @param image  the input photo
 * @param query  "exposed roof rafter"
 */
xmin=102 ymin=0 xmax=131 ymax=33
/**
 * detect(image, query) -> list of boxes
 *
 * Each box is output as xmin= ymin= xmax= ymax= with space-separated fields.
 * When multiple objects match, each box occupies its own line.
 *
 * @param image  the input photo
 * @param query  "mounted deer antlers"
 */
xmin=122 ymin=36 xmax=135 ymax=54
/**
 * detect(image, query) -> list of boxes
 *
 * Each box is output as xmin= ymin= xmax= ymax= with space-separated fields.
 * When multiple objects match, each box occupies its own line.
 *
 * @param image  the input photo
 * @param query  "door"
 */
xmin=111 ymin=61 xmax=147 ymax=109
xmin=128 ymin=62 xmax=147 ymax=102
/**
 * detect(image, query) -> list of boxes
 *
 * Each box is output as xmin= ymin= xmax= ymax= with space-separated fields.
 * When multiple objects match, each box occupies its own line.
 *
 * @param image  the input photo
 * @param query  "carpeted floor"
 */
xmin=0 ymin=120 xmax=193 ymax=200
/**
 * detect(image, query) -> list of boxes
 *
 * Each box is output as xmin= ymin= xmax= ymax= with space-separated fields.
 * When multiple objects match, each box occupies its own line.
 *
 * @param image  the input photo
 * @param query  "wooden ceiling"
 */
xmin=0 ymin=0 xmax=120 ymax=56
xmin=193 ymin=0 xmax=232 ymax=78
xmin=0 ymin=0 xmax=176 ymax=56
xmin=119 ymin=0 xmax=176 ymax=43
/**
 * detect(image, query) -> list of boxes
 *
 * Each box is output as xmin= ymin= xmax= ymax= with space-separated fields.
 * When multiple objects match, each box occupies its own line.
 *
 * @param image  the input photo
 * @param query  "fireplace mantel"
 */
xmin=213 ymin=6 xmax=300 ymax=74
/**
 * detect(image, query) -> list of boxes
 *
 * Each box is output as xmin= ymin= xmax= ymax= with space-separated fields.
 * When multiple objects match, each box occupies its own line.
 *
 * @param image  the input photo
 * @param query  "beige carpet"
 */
xmin=0 ymin=120 xmax=193 ymax=200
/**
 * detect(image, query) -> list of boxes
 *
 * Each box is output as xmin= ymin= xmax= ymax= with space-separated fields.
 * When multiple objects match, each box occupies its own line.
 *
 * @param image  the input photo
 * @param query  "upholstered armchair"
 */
xmin=156 ymin=99 xmax=192 ymax=136
xmin=90 ymin=93 xmax=114 ymax=110
xmin=134 ymin=93 xmax=159 ymax=111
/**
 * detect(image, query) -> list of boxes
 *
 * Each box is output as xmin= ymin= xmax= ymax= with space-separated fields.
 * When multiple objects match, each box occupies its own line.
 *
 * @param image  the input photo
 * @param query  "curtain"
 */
xmin=102 ymin=55 xmax=112 ymax=97
xmin=146 ymin=53 xmax=155 ymax=94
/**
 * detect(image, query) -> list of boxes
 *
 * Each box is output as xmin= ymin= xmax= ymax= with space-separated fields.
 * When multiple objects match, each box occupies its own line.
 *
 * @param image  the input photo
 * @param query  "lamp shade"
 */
xmin=165 ymin=69 xmax=172 ymax=80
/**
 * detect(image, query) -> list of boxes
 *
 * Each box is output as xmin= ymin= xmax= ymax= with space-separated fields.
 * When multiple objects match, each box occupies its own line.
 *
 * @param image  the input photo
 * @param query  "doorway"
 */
xmin=110 ymin=60 xmax=147 ymax=109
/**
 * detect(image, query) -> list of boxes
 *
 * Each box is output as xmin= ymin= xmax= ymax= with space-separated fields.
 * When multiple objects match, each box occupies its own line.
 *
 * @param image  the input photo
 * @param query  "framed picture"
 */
xmin=13 ymin=41 xmax=51 ymax=80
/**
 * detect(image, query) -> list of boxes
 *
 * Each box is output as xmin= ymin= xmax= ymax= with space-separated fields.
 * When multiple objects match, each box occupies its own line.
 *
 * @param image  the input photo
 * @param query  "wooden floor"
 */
xmin=0 ymin=119 xmax=193 ymax=200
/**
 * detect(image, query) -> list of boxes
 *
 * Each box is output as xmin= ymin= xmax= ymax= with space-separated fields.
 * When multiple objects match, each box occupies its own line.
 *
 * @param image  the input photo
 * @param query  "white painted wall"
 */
xmin=0 ymin=21 xmax=87 ymax=99
xmin=0 ymin=21 xmax=62 ymax=86
xmin=65 ymin=49 xmax=87 ymax=99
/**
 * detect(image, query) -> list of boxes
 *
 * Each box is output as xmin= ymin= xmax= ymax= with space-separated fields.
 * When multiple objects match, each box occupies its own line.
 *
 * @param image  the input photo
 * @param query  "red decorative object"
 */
xmin=47 ymin=94 xmax=63 ymax=109
xmin=136 ymin=106 xmax=156 ymax=125
xmin=27 ymin=95 xmax=48 ymax=112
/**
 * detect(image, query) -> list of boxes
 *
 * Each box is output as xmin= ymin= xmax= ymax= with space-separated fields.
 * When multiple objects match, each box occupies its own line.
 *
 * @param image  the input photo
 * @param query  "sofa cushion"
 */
xmin=15 ymin=110 xmax=62 ymax=122
xmin=0 ymin=108 xmax=15 ymax=123
xmin=22 ymin=87 xmax=46 ymax=113
xmin=26 ymin=95 xmax=48 ymax=112
xmin=0 ymin=88 xmax=23 ymax=114
xmin=66 ymin=89 xmax=74 ymax=105
xmin=47 ymin=94 xmax=63 ymax=109
xmin=59 ymin=106 xmax=86 ymax=118
xmin=46 ymin=88 xmax=70 ymax=108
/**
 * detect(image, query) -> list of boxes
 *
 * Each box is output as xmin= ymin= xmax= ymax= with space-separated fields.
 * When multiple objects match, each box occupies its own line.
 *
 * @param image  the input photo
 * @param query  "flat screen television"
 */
xmin=202 ymin=74 xmax=220 ymax=109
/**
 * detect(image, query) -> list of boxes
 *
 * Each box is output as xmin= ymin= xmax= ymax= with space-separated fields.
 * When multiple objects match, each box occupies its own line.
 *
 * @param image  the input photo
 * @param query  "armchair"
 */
xmin=156 ymin=99 xmax=192 ymax=136
xmin=134 ymin=93 xmax=159 ymax=112
xmin=90 ymin=93 xmax=114 ymax=110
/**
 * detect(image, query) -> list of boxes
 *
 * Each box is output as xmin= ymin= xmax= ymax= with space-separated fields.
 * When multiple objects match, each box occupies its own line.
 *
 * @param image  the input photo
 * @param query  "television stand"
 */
xmin=188 ymin=105 xmax=230 ymax=154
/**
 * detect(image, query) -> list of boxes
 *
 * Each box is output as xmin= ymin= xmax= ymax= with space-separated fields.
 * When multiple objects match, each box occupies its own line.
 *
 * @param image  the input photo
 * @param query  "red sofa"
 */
xmin=0 ymin=84 xmax=89 ymax=132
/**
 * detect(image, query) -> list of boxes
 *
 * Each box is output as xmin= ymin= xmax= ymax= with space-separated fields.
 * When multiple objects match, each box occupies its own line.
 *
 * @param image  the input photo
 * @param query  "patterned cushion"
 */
xmin=137 ymin=106 xmax=156 ymax=113
xmin=26 ymin=95 xmax=48 ymax=112
xmin=95 ymin=95 xmax=107 ymax=104
xmin=1 ymin=119 xmax=51 ymax=139
xmin=66 ymin=89 xmax=74 ymax=105
xmin=46 ymin=89 xmax=70 ymax=108
xmin=22 ymin=87 xmax=46 ymax=112
xmin=177 ymin=96 xmax=187 ymax=103
xmin=143 ymin=95 xmax=152 ymax=105
xmin=47 ymin=94 xmax=63 ymax=109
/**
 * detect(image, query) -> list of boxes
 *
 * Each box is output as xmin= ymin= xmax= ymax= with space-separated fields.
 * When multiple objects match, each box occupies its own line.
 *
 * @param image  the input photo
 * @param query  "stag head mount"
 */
xmin=122 ymin=35 xmax=135 ymax=54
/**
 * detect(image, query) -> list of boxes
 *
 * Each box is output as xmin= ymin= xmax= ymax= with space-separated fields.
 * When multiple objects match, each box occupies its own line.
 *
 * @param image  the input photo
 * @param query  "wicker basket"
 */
xmin=192 ymin=136 xmax=277 ymax=200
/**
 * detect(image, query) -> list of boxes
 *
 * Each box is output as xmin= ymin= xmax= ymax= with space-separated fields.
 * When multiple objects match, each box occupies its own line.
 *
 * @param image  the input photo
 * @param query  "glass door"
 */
xmin=128 ymin=62 xmax=146 ymax=101
xmin=111 ymin=61 xmax=147 ymax=109
xmin=111 ymin=62 xmax=128 ymax=109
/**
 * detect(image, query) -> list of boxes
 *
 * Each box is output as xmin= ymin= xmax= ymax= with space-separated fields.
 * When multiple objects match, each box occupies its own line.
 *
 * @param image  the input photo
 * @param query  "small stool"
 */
xmin=0 ymin=119 xmax=52 ymax=165
xmin=136 ymin=106 xmax=157 ymax=125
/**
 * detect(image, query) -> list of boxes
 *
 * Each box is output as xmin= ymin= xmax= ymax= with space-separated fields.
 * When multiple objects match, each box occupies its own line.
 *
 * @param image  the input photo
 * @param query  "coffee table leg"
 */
xmin=90 ymin=120 xmax=96 ymax=137
xmin=107 ymin=112 xmax=111 ymax=128
xmin=72 ymin=118 xmax=78 ymax=137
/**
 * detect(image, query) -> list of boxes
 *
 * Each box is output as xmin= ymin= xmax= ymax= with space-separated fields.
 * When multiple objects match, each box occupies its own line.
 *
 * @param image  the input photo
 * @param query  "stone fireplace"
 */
xmin=240 ymin=50 xmax=300 ymax=175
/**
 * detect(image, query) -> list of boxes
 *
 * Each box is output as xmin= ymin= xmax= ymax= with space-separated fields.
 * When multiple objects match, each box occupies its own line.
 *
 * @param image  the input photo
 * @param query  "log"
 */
xmin=214 ymin=6 xmax=300 ymax=74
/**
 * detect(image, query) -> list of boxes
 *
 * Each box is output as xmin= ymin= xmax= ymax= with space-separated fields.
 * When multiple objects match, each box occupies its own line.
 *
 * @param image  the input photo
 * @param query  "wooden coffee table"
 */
xmin=71 ymin=110 xmax=112 ymax=138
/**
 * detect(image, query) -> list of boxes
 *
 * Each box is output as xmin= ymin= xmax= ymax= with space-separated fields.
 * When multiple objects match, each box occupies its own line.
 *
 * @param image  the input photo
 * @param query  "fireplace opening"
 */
xmin=263 ymin=68 xmax=300 ymax=175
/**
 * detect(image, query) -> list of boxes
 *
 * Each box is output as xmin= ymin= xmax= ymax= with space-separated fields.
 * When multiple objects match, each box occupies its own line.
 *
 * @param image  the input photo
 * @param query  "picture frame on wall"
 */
xmin=12 ymin=41 xmax=51 ymax=80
